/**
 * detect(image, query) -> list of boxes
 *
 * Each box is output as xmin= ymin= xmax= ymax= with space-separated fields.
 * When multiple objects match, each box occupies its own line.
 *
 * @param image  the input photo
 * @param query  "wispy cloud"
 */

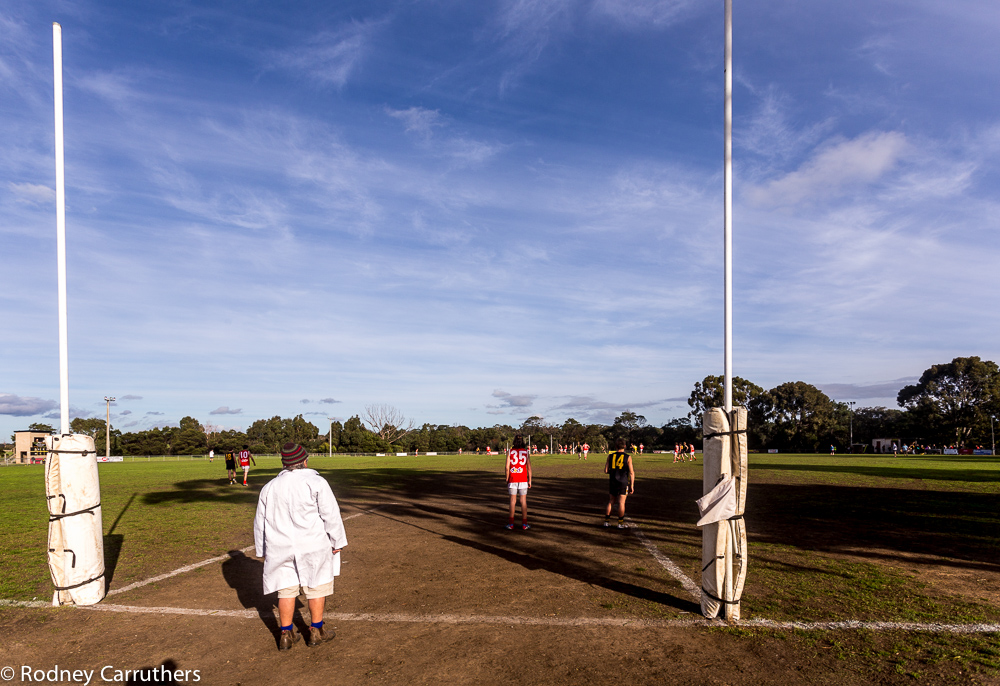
xmin=266 ymin=21 xmax=380 ymax=88
xmin=0 ymin=393 xmax=57 ymax=417
xmin=589 ymin=0 xmax=696 ymax=29
xmin=856 ymin=34 xmax=897 ymax=77
xmin=737 ymin=84 xmax=834 ymax=163
xmin=747 ymin=131 xmax=909 ymax=206
xmin=489 ymin=389 xmax=537 ymax=412
xmin=386 ymin=107 xmax=442 ymax=137
xmin=8 ymin=182 xmax=54 ymax=205
xmin=121 ymin=395 xmax=143 ymax=400
xmin=386 ymin=106 xmax=504 ymax=165
xmin=210 ymin=406 xmax=243 ymax=415
xmin=547 ymin=395 xmax=668 ymax=424
xmin=494 ymin=0 xmax=574 ymax=93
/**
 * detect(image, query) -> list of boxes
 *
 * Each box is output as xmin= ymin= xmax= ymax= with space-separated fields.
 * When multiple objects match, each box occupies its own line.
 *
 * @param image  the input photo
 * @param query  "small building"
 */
xmin=871 ymin=438 xmax=901 ymax=454
xmin=13 ymin=430 xmax=52 ymax=464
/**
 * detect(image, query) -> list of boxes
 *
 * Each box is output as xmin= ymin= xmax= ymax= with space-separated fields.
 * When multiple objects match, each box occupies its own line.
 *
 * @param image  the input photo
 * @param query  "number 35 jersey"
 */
xmin=507 ymin=448 xmax=529 ymax=483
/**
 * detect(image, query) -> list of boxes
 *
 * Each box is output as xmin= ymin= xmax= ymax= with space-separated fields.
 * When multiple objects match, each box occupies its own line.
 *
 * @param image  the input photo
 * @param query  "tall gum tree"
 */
xmin=897 ymin=356 xmax=1000 ymax=446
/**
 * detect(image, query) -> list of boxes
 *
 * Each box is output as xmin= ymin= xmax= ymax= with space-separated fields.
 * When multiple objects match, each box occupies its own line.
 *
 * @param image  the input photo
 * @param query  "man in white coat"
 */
xmin=254 ymin=442 xmax=348 ymax=650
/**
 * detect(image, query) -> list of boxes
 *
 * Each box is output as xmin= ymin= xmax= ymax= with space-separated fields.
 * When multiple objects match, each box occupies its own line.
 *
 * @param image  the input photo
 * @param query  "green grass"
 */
xmin=4 ymin=452 xmax=1000 ymax=622
xmin=749 ymin=452 xmax=1000 ymax=489
xmin=745 ymin=544 xmax=999 ymax=624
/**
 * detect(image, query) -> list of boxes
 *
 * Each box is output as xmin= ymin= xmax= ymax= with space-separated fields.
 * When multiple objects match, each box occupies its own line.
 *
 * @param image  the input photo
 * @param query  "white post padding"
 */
xmin=700 ymin=406 xmax=748 ymax=620
xmin=45 ymin=434 xmax=106 ymax=606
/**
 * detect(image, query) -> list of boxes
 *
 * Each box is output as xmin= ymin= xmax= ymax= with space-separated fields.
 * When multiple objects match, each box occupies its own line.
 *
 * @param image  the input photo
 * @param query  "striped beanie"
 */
xmin=281 ymin=442 xmax=308 ymax=468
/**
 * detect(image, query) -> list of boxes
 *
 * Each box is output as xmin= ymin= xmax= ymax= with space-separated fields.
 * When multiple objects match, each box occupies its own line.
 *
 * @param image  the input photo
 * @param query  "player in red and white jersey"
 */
xmin=581 ymin=442 xmax=589 ymax=460
xmin=505 ymin=434 xmax=532 ymax=530
xmin=238 ymin=445 xmax=256 ymax=486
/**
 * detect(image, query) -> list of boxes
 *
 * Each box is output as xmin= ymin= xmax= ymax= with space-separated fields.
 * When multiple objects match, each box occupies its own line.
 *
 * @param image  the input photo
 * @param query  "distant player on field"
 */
xmin=225 ymin=450 xmax=237 ymax=484
xmin=604 ymin=438 xmax=634 ymax=528
xmin=582 ymin=442 xmax=589 ymax=460
xmin=505 ymin=434 xmax=532 ymax=530
xmin=239 ymin=445 xmax=256 ymax=486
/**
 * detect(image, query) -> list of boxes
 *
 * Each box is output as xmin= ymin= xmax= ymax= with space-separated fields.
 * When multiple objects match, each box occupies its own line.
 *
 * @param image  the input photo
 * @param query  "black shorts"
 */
xmin=609 ymin=478 xmax=630 ymax=496
xmin=225 ymin=460 xmax=236 ymax=470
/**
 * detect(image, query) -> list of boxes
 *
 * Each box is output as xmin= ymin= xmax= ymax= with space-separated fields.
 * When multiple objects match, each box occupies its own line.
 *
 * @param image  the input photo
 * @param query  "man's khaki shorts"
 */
xmin=277 ymin=580 xmax=334 ymax=599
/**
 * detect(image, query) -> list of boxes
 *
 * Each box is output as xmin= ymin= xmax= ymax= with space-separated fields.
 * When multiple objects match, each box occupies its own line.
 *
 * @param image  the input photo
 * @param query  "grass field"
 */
xmin=2 ymin=452 xmax=999 ymax=683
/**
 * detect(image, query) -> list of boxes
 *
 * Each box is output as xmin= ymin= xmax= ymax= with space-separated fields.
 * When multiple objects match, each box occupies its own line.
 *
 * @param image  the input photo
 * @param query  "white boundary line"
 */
xmin=2 ymin=600 xmax=998 ymax=634
xmin=107 ymin=503 xmax=398 ymax=597
xmin=625 ymin=518 xmax=701 ymax=603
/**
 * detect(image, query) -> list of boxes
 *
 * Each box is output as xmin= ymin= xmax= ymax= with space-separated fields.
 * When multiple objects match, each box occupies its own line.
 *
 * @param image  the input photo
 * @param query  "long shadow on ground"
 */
xmin=141 ymin=463 xmax=1000 ymax=591
xmin=220 ymin=550 xmax=283 ymax=647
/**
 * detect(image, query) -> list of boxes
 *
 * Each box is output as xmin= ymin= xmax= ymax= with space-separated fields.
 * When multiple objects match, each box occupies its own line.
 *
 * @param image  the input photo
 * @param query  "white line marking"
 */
xmin=3 ymin=600 xmax=998 ymax=634
xmin=625 ymin=518 xmax=701 ymax=602
xmin=106 ymin=503 xmax=399 ymax=597
xmin=0 ymin=600 xmax=50 ymax=609
xmin=107 ymin=552 xmax=236 ymax=597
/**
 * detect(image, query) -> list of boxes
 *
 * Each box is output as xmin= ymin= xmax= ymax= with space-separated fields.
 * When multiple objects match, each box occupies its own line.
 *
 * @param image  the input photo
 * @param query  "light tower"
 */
xmin=104 ymin=396 xmax=115 ymax=458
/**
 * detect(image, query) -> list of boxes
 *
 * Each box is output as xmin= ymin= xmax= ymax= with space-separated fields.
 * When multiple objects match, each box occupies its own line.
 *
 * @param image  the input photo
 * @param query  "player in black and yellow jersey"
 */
xmin=603 ymin=438 xmax=635 ymax=529
xmin=225 ymin=451 xmax=237 ymax=484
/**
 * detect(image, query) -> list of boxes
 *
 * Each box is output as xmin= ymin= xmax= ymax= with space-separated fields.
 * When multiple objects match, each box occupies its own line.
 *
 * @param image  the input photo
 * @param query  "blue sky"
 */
xmin=3 ymin=0 xmax=999 ymax=437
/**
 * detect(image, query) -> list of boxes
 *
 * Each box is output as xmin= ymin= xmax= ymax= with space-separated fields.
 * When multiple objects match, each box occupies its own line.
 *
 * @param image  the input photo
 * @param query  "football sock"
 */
xmin=618 ymin=518 xmax=624 ymax=526
xmin=310 ymin=621 xmax=323 ymax=629
xmin=281 ymin=624 xmax=293 ymax=632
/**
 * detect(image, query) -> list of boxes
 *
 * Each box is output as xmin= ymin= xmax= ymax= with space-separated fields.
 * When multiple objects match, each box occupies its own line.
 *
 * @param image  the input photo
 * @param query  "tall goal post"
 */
xmin=699 ymin=0 xmax=747 ymax=622
xmin=46 ymin=22 xmax=107 ymax=607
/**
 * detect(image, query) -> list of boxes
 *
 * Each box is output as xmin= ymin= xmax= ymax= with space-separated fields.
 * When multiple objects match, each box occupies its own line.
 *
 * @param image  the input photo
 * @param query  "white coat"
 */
xmin=253 ymin=468 xmax=348 ymax=594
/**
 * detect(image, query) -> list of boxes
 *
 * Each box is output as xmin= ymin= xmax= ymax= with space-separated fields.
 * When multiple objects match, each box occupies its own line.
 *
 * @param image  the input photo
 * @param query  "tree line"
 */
xmin=18 ymin=356 xmax=999 ymax=456
xmin=687 ymin=356 xmax=1000 ymax=452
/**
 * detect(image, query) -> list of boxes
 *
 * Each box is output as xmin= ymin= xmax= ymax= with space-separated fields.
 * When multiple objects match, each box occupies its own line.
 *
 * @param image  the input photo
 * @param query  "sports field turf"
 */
xmin=2 ymin=452 xmax=999 ymax=683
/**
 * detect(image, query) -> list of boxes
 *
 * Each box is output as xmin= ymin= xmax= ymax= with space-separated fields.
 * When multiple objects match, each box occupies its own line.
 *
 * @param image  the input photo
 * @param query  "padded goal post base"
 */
xmin=700 ymin=407 xmax=748 ymax=620
xmin=45 ymin=434 xmax=106 ymax=606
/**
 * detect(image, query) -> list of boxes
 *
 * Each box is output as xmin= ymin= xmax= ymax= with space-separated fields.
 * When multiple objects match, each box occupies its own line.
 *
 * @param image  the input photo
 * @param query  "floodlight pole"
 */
xmin=53 ymin=23 xmax=70 ymax=437
xmin=104 ymin=396 xmax=115 ymax=458
xmin=328 ymin=418 xmax=335 ymax=457
xmin=848 ymin=401 xmax=856 ymax=453
xmin=991 ymin=416 xmax=995 ymax=456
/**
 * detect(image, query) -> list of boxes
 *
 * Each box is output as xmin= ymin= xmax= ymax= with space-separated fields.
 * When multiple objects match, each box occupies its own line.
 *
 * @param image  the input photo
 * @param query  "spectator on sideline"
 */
xmin=254 ymin=443 xmax=347 ymax=651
